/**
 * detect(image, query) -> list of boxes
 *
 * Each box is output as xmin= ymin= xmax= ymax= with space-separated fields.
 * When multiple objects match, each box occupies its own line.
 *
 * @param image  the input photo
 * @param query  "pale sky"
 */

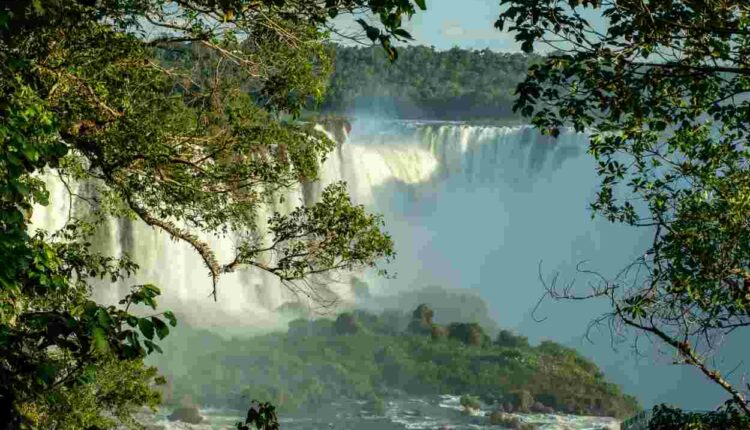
xmin=397 ymin=0 xmax=605 ymax=52
xmin=405 ymin=0 xmax=520 ymax=51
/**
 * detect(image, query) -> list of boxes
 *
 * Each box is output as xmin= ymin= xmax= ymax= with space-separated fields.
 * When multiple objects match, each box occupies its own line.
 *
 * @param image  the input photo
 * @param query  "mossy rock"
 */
xmin=508 ymin=389 xmax=534 ymax=413
xmin=407 ymin=304 xmax=434 ymax=335
xmin=530 ymin=401 xmax=554 ymax=414
xmin=460 ymin=394 xmax=481 ymax=410
xmin=168 ymin=406 xmax=203 ymax=424
xmin=365 ymin=397 xmax=386 ymax=415
xmin=487 ymin=412 xmax=538 ymax=429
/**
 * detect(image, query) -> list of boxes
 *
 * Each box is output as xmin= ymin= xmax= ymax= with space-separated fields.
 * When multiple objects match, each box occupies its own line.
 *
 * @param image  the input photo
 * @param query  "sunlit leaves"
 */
xmin=242 ymin=182 xmax=395 ymax=280
xmin=0 ymin=0 xmax=422 ymax=425
xmin=499 ymin=0 xmax=750 ymax=413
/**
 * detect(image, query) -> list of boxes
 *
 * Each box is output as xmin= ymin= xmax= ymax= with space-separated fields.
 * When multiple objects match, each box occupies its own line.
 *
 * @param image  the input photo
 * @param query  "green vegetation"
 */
xmin=0 ymin=0 xmax=425 ymax=427
xmin=648 ymin=404 xmax=750 ymax=430
xmin=317 ymin=45 xmax=539 ymax=120
xmin=460 ymin=394 xmax=482 ymax=411
xmin=19 ymin=358 xmax=163 ymax=430
xmin=151 ymin=305 xmax=639 ymax=419
xmin=236 ymin=401 xmax=280 ymax=430
xmin=498 ymin=0 xmax=750 ymax=418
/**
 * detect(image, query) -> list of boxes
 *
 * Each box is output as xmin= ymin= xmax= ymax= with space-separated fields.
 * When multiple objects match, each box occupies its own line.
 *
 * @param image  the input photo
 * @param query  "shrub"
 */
xmin=648 ymin=403 xmax=750 ymax=430
xmin=460 ymin=394 xmax=481 ymax=410
xmin=495 ymin=330 xmax=529 ymax=348
xmin=334 ymin=313 xmax=359 ymax=335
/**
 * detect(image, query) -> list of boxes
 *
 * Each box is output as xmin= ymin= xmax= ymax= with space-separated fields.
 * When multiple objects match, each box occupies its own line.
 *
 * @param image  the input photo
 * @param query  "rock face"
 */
xmin=168 ymin=406 xmax=203 ymax=424
xmin=508 ymin=390 xmax=534 ymax=413
xmin=408 ymin=304 xmax=434 ymax=335
xmin=530 ymin=401 xmax=555 ymax=414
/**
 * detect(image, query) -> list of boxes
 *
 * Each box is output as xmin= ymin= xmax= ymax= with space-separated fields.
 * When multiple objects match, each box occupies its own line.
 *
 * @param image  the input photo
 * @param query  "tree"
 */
xmin=497 ymin=0 xmax=750 ymax=417
xmin=495 ymin=329 xmax=528 ymax=349
xmin=1 ymin=0 xmax=426 ymax=427
xmin=317 ymin=45 xmax=539 ymax=120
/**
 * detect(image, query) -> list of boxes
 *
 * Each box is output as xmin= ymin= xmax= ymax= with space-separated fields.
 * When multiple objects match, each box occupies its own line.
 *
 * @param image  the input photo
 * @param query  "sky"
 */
xmin=404 ymin=0 xmax=520 ymax=51
xmin=371 ymin=0 xmax=606 ymax=52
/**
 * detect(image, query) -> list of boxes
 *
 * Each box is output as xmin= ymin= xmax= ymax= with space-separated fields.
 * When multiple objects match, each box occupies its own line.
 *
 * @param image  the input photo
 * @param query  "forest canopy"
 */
xmin=316 ymin=45 xmax=539 ymax=120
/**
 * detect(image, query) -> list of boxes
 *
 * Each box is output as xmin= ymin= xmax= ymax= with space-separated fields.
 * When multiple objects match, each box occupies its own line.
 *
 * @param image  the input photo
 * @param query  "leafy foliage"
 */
xmin=497 ymin=0 xmax=750 ymax=415
xmin=237 ymin=400 xmax=280 ymax=430
xmin=648 ymin=403 xmax=750 ymax=430
xmin=495 ymin=329 xmax=529 ymax=349
xmin=459 ymin=394 xmax=481 ymax=410
xmin=20 ymin=358 xmax=164 ymax=430
xmin=0 ymin=0 xmax=422 ymax=426
xmin=317 ymin=45 xmax=539 ymax=120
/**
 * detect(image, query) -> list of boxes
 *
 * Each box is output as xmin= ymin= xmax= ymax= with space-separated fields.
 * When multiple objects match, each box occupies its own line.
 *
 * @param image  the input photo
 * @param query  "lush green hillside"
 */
xmin=150 ymin=305 xmax=638 ymax=419
xmin=317 ymin=45 xmax=540 ymax=120
xmin=152 ymin=43 xmax=537 ymax=121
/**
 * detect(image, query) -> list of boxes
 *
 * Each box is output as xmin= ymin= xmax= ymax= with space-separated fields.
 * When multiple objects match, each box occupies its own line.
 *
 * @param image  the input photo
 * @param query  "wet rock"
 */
xmin=530 ymin=401 xmax=554 ymax=414
xmin=512 ymin=390 xmax=534 ymax=413
xmin=487 ymin=412 xmax=539 ymax=429
xmin=168 ymin=406 xmax=203 ymax=424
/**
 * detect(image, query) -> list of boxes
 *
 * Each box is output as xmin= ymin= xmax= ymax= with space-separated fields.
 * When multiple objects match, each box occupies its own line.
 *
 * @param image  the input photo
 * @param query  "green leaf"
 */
xmin=138 ymin=318 xmax=154 ymax=340
xmin=151 ymin=316 xmax=169 ymax=340
xmin=96 ymin=308 xmax=113 ymax=328
xmin=392 ymin=28 xmax=413 ymax=40
xmin=36 ymin=362 xmax=59 ymax=385
xmin=142 ymin=284 xmax=161 ymax=296
xmin=143 ymin=339 xmax=163 ymax=354
xmin=0 ymin=11 xmax=10 ymax=30
xmin=163 ymin=310 xmax=177 ymax=327
xmin=414 ymin=0 xmax=427 ymax=10
xmin=91 ymin=326 xmax=109 ymax=353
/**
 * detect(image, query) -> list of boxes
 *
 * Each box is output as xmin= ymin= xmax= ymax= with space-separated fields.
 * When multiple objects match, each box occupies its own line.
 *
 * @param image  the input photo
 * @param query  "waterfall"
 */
xmin=30 ymin=121 xmax=585 ymax=332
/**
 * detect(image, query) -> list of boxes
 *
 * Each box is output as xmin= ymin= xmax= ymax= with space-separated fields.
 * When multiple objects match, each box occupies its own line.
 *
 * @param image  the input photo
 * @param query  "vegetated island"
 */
xmin=152 ymin=299 xmax=639 ymax=421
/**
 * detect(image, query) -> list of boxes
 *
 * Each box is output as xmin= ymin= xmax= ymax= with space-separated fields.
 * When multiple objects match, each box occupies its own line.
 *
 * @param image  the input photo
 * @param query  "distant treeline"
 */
xmin=317 ymin=45 xmax=541 ymax=120
xmin=152 ymin=43 xmax=538 ymax=121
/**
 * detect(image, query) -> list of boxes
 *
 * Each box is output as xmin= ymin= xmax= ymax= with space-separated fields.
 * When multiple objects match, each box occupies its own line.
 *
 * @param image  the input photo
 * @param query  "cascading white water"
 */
xmin=30 ymin=121 xmax=585 ymax=332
